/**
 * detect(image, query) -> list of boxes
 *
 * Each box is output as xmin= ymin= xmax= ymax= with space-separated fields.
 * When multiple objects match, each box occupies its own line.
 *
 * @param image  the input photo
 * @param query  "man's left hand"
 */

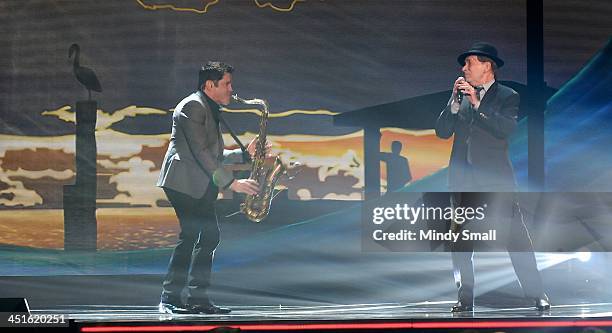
xmin=457 ymin=82 xmax=480 ymax=109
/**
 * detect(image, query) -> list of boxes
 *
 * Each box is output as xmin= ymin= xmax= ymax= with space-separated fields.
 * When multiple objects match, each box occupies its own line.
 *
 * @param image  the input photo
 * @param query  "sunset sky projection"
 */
xmin=1 ymin=1 xmax=610 ymax=250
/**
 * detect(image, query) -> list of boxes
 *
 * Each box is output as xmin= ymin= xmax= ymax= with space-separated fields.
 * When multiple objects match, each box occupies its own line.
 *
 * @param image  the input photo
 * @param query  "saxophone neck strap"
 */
xmin=218 ymin=111 xmax=252 ymax=163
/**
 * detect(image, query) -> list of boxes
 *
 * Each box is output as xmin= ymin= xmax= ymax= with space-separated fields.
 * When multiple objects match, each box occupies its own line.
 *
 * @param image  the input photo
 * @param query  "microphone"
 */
xmin=456 ymin=76 xmax=465 ymax=103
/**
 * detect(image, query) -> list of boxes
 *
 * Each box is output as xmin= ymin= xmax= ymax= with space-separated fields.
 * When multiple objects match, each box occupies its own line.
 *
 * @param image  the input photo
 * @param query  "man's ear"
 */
xmin=203 ymin=80 xmax=212 ymax=91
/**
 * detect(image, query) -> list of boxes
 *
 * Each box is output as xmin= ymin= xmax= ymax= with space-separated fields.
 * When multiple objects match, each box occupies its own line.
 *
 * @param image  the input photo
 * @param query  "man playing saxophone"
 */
xmin=156 ymin=61 xmax=271 ymax=314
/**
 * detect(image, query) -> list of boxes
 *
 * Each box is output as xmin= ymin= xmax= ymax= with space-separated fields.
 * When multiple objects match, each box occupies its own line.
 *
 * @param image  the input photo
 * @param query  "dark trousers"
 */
xmin=161 ymin=186 xmax=220 ymax=304
xmin=450 ymin=192 xmax=544 ymax=306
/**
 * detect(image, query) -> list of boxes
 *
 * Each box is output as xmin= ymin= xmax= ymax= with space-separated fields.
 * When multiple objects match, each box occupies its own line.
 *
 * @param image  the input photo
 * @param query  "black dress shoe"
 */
xmin=159 ymin=302 xmax=192 ymax=314
xmin=187 ymin=303 xmax=231 ymax=314
xmin=451 ymin=302 xmax=473 ymax=313
xmin=534 ymin=297 xmax=551 ymax=311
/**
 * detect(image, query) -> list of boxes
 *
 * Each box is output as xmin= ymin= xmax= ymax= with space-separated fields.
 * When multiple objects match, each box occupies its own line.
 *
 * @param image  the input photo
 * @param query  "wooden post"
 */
xmin=63 ymin=100 xmax=98 ymax=251
xmin=527 ymin=0 xmax=546 ymax=190
xmin=363 ymin=125 xmax=381 ymax=201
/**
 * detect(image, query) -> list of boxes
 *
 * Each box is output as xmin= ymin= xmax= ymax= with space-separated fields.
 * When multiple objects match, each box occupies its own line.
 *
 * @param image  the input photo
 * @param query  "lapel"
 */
xmin=195 ymin=91 xmax=224 ymax=151
xmin=458 ymin=97 xmax=475 ymax=125
xmin=478 ymin=81 xmax=498 ymax=114
xmin=195 ymin=91 xmax=218 ymax=128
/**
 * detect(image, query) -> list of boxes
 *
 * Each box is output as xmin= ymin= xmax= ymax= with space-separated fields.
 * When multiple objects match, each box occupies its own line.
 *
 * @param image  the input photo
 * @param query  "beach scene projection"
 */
xmin=1 ymin=0 xmax=610 ymax=257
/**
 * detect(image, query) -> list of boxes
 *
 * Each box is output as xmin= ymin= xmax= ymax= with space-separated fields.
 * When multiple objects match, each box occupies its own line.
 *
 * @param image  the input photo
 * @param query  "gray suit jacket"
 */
xmin=157 ymin=91 xmax=243 ymax=199
xmin=435 ymin=81 xmax=519 ymax=192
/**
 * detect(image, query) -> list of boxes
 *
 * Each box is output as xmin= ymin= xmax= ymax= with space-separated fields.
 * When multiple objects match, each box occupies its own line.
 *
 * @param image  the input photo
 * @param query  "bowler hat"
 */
xmin=457 ymin=41 xmax=504 ymax=68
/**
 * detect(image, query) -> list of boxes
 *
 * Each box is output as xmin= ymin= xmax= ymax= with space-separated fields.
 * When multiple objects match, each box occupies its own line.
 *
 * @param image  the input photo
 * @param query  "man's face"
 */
xmin=462 ymin=55 xmax=490 ymax=86
xmin=205 ymin=73 xmax=233 ymax=105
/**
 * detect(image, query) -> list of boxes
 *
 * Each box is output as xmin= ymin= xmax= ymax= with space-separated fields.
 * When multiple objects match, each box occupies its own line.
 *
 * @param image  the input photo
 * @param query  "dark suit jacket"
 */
xmin=157 ymin=91 xmax=242 ymax=199
xmin=435 ymin=81 xmax=519 ymax=192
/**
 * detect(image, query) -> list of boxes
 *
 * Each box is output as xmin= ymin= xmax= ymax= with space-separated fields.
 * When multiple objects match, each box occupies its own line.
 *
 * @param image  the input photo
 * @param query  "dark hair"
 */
xmin=198 ymin=61 xmax=234 ymax=91
xmin=476 ymin=55 xmax=498 ymax=77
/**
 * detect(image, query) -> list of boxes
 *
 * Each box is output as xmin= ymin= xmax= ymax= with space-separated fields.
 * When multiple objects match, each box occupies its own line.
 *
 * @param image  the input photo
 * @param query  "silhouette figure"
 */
xmin=380 ymin=141 xmax=412 ymax=192
xmin=68 ymin=43 xmax=102 ymax=100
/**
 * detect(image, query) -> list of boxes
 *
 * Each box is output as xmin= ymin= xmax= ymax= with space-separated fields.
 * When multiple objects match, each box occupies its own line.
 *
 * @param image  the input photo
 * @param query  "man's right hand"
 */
xmin=453 ymin=76 xmax=466 ymax=103
xmin=229 ymin=179 xmax=260 ymax=196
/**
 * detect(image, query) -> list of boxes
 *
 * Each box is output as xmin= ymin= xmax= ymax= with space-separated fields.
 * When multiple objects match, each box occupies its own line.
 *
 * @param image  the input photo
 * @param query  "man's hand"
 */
xmin=456 ymin=80 xmax=480 ymax=108
xmin=246 ymin=137 xmax=273 ymax=158
xmin=229 ymin=179 xmax=260 ymax=196
xmin=452 ymin=77 xmax=466 ymax=104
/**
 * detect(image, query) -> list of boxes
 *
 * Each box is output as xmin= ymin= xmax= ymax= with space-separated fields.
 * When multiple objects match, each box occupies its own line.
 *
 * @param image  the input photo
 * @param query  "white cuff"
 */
xmin=448 ymin=94 xmax=460 ymax=114
xmin=450 ymin=101 xmax=460 ymax=114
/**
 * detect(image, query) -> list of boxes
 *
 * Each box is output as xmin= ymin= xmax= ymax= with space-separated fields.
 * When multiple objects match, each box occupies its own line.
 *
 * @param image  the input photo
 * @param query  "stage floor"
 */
xmin=33 ymin=301 xmax=612 ymax=321
xmin=31 ymin=302 xmax=612 ymax=332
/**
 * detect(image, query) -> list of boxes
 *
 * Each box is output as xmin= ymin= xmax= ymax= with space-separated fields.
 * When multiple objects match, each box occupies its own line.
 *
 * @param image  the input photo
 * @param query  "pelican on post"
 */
xmin=68 ymin=43 xmax=102 ymax=100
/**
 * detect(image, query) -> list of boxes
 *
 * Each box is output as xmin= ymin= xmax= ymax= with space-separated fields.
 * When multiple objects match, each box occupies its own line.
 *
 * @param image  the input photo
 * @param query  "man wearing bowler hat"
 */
xmin=435 ymin=42 xmax=550 ymax=312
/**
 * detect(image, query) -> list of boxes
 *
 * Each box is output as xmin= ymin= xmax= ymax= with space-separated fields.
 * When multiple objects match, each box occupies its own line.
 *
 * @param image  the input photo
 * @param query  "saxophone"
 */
xmin=232 ymin=94 xmax=286 ymax=222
